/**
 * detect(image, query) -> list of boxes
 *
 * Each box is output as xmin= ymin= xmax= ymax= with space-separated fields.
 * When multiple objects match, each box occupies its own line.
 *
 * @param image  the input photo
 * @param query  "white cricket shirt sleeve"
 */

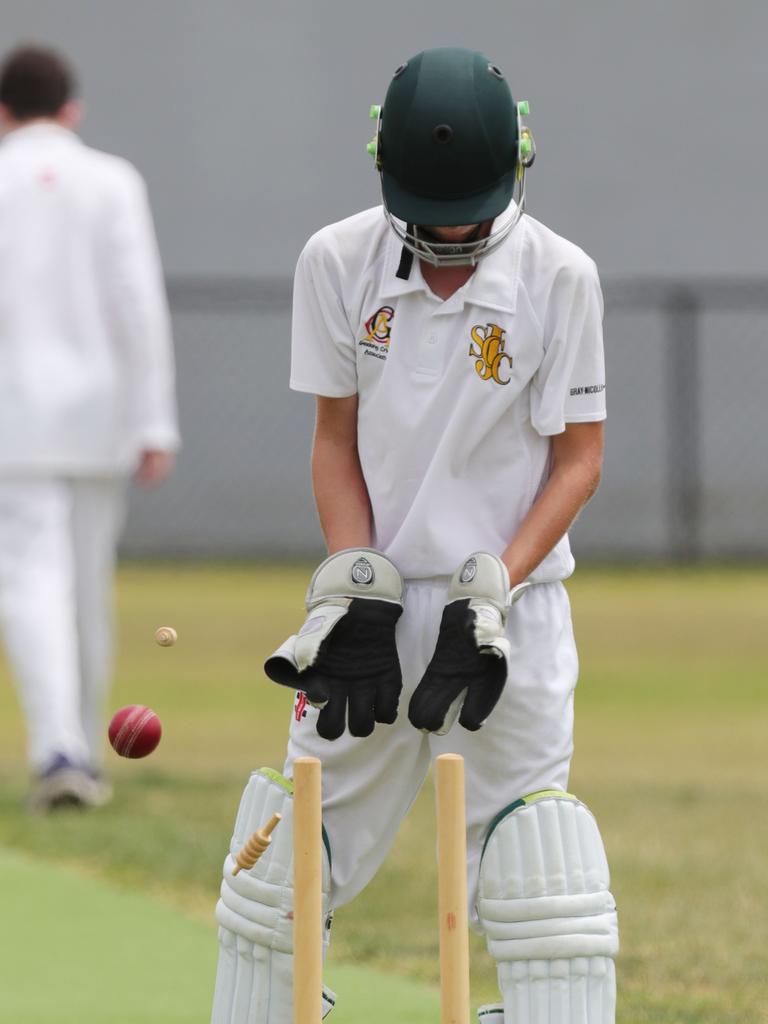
xmin=530 ymin=256 xmax=606 ymax=436
xmin=102 ymin=166 xmax=179 ymax=452
xmin=290 ymin=235 xmax=358 ymax=397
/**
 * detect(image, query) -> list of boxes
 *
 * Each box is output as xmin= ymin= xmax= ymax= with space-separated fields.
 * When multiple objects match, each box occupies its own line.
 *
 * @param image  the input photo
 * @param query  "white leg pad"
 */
xmin=477 ymin=793 xmax=619 ymax=1024
xmin=211 ymin=768 xmax=333 ymax=1024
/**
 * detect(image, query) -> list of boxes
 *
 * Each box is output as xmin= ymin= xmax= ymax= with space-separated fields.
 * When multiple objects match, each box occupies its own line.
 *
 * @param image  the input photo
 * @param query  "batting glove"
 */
xmin=264 ymin=549 xmax=404 ymax=740
xmin=408 ymin=552 xmax=526 ymax=734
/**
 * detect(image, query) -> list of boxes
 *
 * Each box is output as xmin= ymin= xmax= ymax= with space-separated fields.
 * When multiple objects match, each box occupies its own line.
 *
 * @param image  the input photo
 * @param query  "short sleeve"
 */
xmin=289 ymin=236 xmax=358 ymax=397
xmin=530 ymin=257 xmax=606 ymax=436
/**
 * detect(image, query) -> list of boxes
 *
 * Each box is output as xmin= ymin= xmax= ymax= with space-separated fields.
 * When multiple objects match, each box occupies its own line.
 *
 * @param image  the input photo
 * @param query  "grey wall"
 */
xmin=4 ymin=1 xmax=768 ymax=278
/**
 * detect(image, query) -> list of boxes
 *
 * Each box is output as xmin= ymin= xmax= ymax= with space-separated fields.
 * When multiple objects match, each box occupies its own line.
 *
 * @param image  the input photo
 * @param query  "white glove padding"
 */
xmin=408 ymin=552 xmax=525 ymax=734
xmin=264 ymin=549 xmax=404 ymax=740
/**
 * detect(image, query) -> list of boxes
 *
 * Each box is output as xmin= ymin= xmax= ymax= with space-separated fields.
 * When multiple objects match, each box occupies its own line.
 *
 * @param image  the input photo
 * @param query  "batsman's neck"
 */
xmin=418 ymin=220 xmax=491 ymax=301
xmin=419 ymin=260 xmax=477 ymax=300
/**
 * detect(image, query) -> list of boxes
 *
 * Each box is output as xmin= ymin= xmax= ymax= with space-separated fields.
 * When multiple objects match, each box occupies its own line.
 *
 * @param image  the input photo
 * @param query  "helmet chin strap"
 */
xmin=395 ymin=232 xmax=415 ymax=280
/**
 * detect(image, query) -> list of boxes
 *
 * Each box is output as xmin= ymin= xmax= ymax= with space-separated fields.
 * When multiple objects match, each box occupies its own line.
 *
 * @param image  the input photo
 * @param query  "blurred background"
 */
xmin=0 ymin=3 xmax=766 ymax=1023
xmin=4 ymin=0 xmax=766 ymax=561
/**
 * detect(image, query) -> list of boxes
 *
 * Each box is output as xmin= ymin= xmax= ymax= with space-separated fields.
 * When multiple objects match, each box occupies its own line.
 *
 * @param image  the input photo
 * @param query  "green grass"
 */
xmin=0 ymin=845 xmax=441 ymax=1024
xmin=0 ymin=845 xmax=217 ymax=1024
xmin=0 ymin=564 xmax=767 ymax=1023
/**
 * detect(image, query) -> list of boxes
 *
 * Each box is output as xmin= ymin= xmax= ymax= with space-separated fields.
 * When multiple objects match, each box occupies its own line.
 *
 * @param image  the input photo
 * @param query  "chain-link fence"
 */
xmin=573 ymin=280 xmax=768 ymax=560
xmin=121 ymin=277 xmax=768 ymax=562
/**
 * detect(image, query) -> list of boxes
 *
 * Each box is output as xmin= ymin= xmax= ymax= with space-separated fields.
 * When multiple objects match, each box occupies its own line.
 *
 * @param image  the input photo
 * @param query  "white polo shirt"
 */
xmin=0 ymin=123 xmax=178 ymax=475
xmin=290 ymin=205 xmax=605 ymax=581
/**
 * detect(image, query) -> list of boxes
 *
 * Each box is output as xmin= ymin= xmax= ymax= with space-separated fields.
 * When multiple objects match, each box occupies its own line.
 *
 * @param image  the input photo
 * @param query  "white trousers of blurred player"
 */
xmin=0 ymin=477 xmax=126 ymax=773
xmin=286 ymin=577 xmax=577 ymax=923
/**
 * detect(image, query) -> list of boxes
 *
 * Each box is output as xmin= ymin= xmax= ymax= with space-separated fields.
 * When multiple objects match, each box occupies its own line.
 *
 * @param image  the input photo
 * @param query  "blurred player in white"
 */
xmin=0 ymin=46 xmax=179 ymax=811
xmin=212 ymin=48 xmax=617 ymax=1023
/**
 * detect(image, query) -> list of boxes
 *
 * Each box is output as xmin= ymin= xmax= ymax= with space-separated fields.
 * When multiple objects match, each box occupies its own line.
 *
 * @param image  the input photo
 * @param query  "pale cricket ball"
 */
xmin=154 ymin=626 xmax=178 ymax=647
xmin=108 ymin=705 xmax=162 ymax=759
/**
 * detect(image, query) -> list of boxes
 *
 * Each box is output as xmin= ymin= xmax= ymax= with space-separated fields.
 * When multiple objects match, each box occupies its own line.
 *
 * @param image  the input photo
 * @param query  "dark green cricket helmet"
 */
xmin=369 ymin=47 xmax=534 ymax=265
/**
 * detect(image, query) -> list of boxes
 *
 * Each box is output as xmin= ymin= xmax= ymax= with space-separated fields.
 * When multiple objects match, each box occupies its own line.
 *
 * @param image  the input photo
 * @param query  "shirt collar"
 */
xmin=378 ymin=205 xmax=525 ymax=315
xmin=1 ymin=122 xmax=78 ymax=147
xmin=462 ymin=215 xmax=526 ymax=315
xmin=378 ymin=226 xmax=427 ymax=299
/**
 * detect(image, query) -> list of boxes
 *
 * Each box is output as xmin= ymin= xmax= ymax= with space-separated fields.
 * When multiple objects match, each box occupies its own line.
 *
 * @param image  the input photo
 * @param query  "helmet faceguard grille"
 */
xmin=381 ymin=166 xmax=529 ymax=267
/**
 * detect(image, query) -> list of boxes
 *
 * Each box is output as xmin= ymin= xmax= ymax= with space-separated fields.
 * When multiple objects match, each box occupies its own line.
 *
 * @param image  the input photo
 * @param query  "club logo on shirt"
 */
xmin=469 ymin=323 xmax=512 ymax=385
xmin=359 ymin=306 xmax=394 ymax=362
xmin=363 ymin=306 xmax=394 ymax=344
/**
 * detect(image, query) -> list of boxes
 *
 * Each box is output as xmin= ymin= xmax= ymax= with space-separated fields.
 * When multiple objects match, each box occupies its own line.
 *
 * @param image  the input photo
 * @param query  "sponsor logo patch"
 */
xmin=351 ymin=556 xmax=375 ymax=586
xmin=460 ymin=557 xmax=478 ymax=584
xmin=294 ymin=691 xmax=308 ymax=722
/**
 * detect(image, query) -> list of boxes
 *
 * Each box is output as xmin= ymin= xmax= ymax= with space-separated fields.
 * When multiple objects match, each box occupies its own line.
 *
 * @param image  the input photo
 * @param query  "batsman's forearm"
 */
xmin=312 ymin=436 xmax=373 ymax=553
xmin=501 ymin=460 xmax=600 ymax=587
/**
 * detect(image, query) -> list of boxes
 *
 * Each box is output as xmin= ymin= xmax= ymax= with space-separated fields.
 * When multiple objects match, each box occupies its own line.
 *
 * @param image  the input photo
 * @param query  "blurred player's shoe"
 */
xmin=28 ymin=753 xmax=108 ymax=812
xmin=86 ymin=769 xmax=114 ymax=808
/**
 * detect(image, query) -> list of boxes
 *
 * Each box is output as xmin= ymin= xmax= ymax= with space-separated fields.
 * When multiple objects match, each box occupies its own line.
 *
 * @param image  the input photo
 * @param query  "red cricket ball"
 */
xmin=108 ymin=705 xmax=162 ymax=759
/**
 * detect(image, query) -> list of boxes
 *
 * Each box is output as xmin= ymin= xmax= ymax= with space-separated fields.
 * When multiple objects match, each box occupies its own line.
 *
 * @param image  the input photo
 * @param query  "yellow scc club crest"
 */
xmin=469 ymin=322 xmax=512 ymax=385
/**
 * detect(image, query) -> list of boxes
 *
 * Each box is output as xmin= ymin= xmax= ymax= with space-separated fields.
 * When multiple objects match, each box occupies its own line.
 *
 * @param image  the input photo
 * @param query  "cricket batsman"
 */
xmin=212 ymin=47 xmax=618 ymax=1022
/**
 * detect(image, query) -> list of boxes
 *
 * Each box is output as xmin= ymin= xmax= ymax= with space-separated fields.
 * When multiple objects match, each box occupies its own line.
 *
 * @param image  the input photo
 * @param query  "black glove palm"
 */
xmin=408 ymin=600 xmax=507 ymax=733
xmin=296 ymin=598 xmax=403 ymax=740
xmin=408 ymin=552 xmax=512 ymax=734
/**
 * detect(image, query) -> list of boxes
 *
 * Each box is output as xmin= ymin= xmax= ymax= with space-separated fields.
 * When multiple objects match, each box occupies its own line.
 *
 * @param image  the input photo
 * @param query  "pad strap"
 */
xmin=477 ymin=1006 xmax=505 ymax=1020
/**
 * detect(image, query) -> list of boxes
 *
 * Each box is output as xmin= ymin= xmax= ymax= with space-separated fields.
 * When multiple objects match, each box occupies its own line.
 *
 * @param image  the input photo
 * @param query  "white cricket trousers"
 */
xmin=0 ymin=477 xmax=126 ymax=772
xmin=285 ymin=577 xmax=578 ymax=927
